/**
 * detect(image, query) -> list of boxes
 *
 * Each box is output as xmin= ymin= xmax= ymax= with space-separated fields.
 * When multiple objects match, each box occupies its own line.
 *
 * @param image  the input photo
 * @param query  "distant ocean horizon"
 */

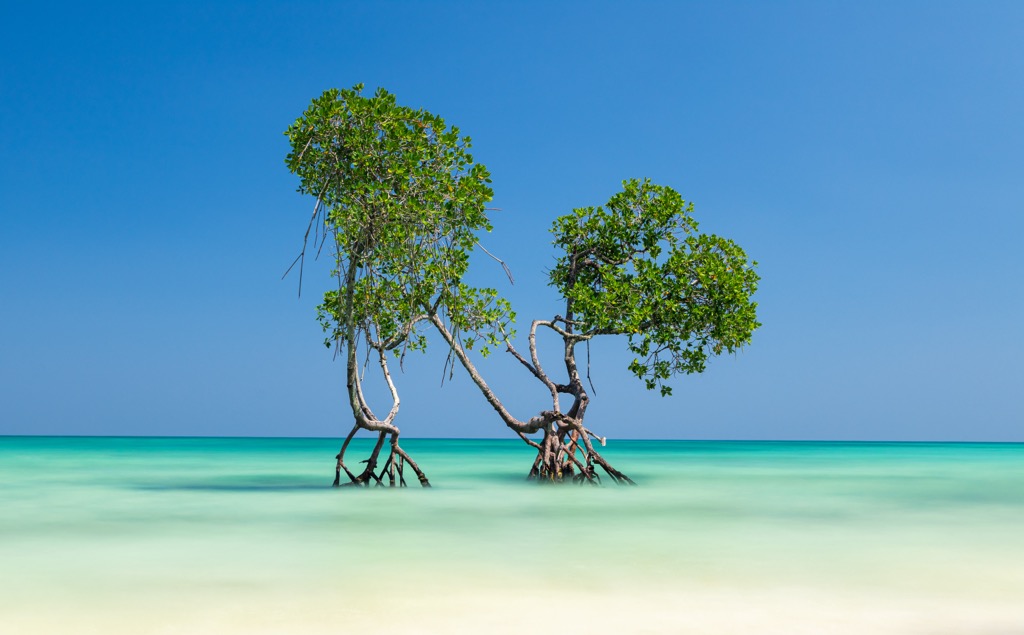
xmin=6 ymin=434 xmax=1023 ymax=443
xmin=3 ymin=436 xmax=1023 ymax=633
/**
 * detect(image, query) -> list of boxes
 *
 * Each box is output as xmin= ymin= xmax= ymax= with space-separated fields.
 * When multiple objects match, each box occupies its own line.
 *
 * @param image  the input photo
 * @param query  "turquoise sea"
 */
xmin=2 ymin=437 xmax=1023 ymax=634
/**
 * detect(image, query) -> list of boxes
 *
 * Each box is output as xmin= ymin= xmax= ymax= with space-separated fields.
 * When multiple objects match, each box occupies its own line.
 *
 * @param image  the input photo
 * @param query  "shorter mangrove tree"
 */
xmin=433 ymin=179 xmax=760 ymax=483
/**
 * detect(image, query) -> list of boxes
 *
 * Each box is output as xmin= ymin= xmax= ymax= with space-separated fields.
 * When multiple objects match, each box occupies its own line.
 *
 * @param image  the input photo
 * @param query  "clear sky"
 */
xmin=2 ymin=1 xmax=1022 ymax=440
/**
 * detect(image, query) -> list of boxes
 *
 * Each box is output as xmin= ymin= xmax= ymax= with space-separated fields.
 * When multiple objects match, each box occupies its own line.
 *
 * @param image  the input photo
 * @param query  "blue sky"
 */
xmin=1 ymin=1 xmax=1021 ymax=440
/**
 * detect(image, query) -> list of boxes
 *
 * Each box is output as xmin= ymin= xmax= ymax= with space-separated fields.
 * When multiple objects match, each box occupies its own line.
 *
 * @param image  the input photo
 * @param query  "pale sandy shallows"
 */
xmin=2 ymin=438 xmax=1023 ymax=634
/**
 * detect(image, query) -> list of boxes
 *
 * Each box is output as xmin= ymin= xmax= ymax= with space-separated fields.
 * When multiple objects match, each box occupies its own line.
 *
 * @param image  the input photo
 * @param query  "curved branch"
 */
xmin=537 ymin=319 xmax=593 ymax=342
xmin=429 ymin=313 xmax=548 ymax=434
xmin=526 ymin=320 xmax=560 ymax=410
xmin=381 ymin=314 xmax=430 ymax=350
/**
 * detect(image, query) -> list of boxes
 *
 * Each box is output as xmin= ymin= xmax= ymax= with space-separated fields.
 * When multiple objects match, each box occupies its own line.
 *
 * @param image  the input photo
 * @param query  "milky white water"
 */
xmin=2 ymin=437 xmax=1022 ymax=633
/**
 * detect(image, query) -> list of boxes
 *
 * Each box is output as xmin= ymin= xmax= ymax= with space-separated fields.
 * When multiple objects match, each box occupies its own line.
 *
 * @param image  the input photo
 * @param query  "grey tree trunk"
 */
xmin=330 ymin=258 xmax=430 ymax=488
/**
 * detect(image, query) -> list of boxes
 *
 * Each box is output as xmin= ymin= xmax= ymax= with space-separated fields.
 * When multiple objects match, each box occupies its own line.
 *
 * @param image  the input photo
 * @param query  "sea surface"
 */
xmin=1 ymin=437 xmax=1023 ymax=634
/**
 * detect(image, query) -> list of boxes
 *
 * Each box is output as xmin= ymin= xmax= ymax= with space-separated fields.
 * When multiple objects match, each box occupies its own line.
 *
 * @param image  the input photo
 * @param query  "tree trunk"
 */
xmin=328 ymin=261 xmax=430 ymax=488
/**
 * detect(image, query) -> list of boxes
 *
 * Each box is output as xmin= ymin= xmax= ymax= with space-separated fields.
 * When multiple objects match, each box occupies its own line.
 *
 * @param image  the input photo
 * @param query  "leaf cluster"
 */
xmin=285 ymin=85 xmax=509 ymax=353
xmin=550 ymin=178 xmax=760 ymax=395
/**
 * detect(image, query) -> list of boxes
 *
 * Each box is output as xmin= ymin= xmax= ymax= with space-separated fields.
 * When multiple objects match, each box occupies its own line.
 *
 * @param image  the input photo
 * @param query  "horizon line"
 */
xmin=2 ymin=434 xmax=1022 ymax=445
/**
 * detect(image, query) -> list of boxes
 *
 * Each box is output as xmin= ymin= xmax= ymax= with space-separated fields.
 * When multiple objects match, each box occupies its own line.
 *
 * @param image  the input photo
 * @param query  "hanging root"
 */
xmin=333 ymin=430 xmax=430 ymax=488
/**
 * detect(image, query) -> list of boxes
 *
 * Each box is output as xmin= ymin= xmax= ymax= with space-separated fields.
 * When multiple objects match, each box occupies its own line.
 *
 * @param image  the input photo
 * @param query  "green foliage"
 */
xmin=443 ymin=284 xmax=516 ymax=357
xmin=285 ymin=85 xmax=508 ymax=353
xmin=550 ymin=179 xmax=760 ymax=395
xmin=285 ymin=87 xmax=756 ymax=409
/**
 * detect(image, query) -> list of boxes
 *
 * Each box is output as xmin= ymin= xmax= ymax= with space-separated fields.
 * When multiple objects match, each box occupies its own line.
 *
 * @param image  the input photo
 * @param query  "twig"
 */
xmin=475 ymin=241 xmax=514 ymax=284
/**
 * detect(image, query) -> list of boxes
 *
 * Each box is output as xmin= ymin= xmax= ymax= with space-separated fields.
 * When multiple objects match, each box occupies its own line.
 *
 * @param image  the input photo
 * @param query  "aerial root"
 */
xmin=525 ymin=439 xmax=632 ymax=486
xmin=333 ymin=433 xmax=429 ymax=488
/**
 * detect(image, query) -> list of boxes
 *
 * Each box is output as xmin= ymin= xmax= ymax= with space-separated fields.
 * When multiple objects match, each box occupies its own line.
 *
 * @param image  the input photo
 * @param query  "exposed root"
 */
xmin=525 ymin=425 xmax=634 ymax=485
xmin=332 ymin=428 xmax=430 ymax=488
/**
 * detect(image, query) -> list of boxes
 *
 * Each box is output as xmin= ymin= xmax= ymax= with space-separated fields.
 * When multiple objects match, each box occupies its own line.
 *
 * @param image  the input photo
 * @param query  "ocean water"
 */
xmin=1 ymin=437 xmax=1023 ymax=634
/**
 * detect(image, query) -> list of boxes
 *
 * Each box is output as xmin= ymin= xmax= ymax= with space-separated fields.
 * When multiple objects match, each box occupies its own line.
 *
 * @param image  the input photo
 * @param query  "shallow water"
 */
xmin=2 ymin=437 xmax=1023 ymax=634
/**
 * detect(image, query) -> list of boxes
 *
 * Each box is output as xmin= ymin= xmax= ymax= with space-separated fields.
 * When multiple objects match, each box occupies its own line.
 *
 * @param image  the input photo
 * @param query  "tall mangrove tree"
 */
xmin=284 ymin=85 xmax=498 ymax=487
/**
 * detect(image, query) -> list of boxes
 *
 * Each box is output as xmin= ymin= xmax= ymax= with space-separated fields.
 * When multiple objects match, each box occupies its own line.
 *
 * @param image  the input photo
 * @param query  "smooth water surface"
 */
xmin=2 ymin=437 xmax=1023 ymax=634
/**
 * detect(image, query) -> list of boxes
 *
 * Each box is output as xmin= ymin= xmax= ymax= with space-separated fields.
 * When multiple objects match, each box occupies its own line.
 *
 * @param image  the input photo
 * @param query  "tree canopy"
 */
xmin=285 ymin=85 xmax=498 ymax=352
xmin=550 ymin=178 xmax=760 ymax=395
